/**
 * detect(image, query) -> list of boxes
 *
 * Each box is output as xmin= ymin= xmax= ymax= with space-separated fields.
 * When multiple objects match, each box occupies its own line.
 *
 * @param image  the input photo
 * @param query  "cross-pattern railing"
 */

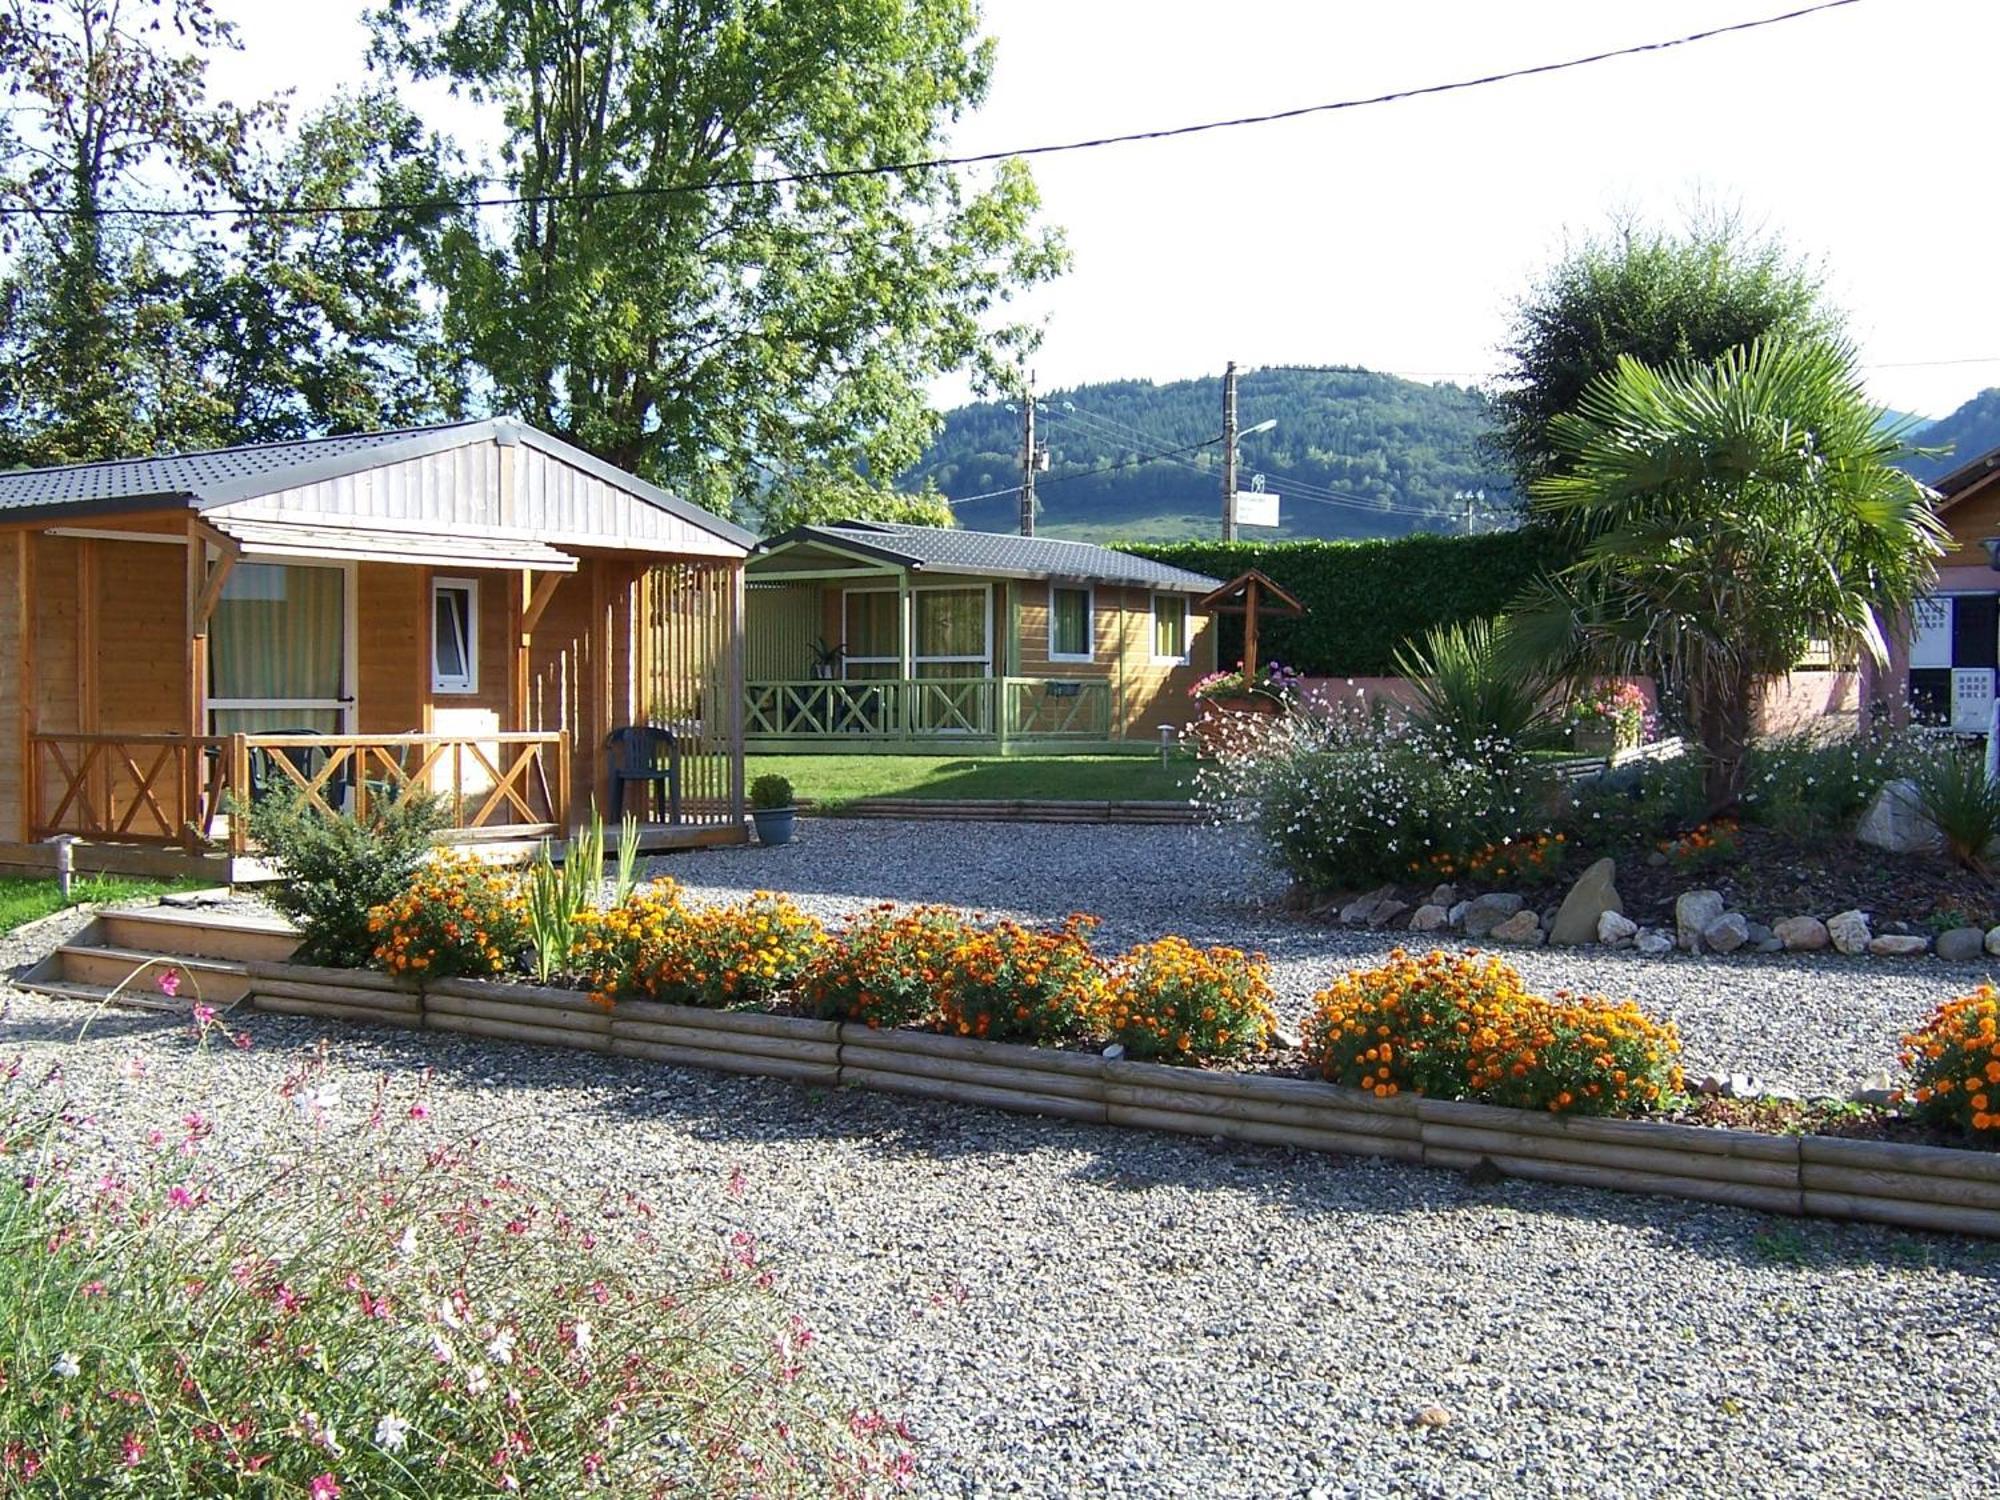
xmin=29 ymin=733 xmax=232 ymax=849
xmin=743 ymin=677 xmax=1113 ymax=742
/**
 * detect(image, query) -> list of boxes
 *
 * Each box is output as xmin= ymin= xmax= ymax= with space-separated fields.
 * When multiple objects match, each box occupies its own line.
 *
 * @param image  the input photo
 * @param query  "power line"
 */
xmin=944 ymin=435 xmax=1220 ymax=506
xmin=0 ymin=0 xmax=1862 ymax=223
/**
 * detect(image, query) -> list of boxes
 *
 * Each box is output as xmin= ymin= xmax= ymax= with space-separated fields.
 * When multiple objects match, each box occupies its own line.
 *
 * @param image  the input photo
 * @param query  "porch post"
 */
xmin=897 ymin=570 xmax=913 ymax=736
xmin=183 ymin=520 xmax=206 ymax=849
xmin=16 ymin=531 xmax=35 ymax=843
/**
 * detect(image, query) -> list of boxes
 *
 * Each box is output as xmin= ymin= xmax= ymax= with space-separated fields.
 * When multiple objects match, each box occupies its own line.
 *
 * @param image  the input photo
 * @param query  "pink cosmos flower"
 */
xmin=156 ymin=969 xmax=180 ymax=999
xmin=309 ymin=1475 xmax=342 ymax=1500
xmin=120 ymin=1433 xmax=145 ymax=1467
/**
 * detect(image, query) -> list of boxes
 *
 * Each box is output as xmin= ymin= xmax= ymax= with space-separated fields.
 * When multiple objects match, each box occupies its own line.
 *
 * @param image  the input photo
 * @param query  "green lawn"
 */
xmin=0 ymin=875 xmax=205 ymax=938
xmin=749 ymin=754 xmax=1195 ymax=809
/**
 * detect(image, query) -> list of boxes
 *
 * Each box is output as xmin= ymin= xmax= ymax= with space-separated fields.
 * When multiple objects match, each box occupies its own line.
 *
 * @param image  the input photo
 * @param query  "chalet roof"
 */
xmin=0 ymin=417 xmax=756 ymax=549
xmin=750 ymin=520 xmax=1223 ymax=594
xmin=1935 ymin=440 xmax=2000 ymax=508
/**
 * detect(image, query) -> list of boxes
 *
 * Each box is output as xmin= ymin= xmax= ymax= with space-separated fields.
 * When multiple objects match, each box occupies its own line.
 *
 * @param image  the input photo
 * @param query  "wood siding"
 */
xmin=0 ymin=536 xmax=20 ymax=838
xmin=356 ymin=563 xmax=426 ymax=734
xmin=1015 ymin=581 xmax=1213 ymax=735
xmin=211 ymin=437 xmax=740 ymax=559
xmin=1942 ymin=483 xmax=2000 ymax=566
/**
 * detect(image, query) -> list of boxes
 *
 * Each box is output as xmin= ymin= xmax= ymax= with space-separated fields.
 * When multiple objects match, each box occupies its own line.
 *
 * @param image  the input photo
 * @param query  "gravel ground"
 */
xmin=659 ymin=818 xmax=1989 ymax=1099
xmin=0 ymin=987 xmax=1995 ymax=1498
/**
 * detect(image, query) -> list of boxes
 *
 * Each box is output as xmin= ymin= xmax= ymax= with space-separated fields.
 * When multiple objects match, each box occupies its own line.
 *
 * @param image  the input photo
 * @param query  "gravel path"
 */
xmin=660 ymin=819 xmax=1988 ymax=1099
xmin=0 ymin=988 xmax=1994 ymax=1499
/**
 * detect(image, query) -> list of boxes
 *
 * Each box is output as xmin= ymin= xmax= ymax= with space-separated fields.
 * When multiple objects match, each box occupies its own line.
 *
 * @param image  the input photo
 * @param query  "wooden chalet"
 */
xmin=0 ymin=418 xmax=755 ymax=878
xmin=743 ymin=521 xmax=1222 ymax=750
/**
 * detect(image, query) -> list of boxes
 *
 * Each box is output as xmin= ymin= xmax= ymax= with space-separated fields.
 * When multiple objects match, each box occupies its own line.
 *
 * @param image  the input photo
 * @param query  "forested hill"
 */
xmin=898 ymin=367 xmax=1511 ymax=541
xmin=1903 ymin=388 xmax=2000 ymax=485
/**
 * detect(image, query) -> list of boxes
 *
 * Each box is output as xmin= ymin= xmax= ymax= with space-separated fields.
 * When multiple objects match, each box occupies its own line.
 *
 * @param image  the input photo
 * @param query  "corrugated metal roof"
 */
xmin=0 ymin=424 xmax=483 ymax=511
xmin=754 ymin=521 xmax=1223 ymax=593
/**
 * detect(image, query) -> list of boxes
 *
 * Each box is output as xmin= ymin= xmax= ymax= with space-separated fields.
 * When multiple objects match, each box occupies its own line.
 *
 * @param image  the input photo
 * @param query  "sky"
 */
xmin=208 ymin=0 xmax=2000 ymax=421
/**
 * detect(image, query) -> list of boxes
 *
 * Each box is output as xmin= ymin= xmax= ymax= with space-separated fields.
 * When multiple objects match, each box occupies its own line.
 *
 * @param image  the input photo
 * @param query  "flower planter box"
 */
xmin=231 ymin=960 xmax=2000 ymax=1241
xmin=1193 ymin=694 xmax=1283 ymax=755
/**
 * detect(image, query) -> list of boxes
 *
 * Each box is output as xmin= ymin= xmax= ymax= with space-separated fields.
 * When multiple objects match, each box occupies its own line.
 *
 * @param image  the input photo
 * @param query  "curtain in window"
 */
xmin=844 ymin=592 xmax=900 ymax=660
xmin=209 ymin=563 xmax=344 ymax=735
xmin=1052 ymin=587 xmax=1089 ymax=656
xmin=1154 ymin=596 xmax=1187 ymax=659
xmin=915 ymin=588 xmax=985 ymax=660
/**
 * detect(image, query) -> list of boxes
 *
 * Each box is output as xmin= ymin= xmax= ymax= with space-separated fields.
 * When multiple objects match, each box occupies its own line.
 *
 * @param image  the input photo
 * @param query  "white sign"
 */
xmin=1232 ymin=490 xmax=1280 ymax=528
xmin=1953 ymin=668 xmax=1996 ymax=733
xmin=1910 ymin=595 xmax=1953 ymax=669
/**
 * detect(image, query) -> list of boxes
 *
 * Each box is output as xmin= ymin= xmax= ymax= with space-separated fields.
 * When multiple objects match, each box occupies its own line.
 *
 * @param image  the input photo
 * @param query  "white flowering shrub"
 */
xmin=0 ymin=1040 xmax=910 ymax=1496
xmin=1739 ymin=724 xmax=1942 ymax=837
xmin=1196 ymin=700 xmax=1547 ymax=892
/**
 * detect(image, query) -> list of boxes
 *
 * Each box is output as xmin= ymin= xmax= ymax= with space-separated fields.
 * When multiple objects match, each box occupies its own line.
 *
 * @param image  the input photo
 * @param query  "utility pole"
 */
xmin=1020 ymin=367 xmax=1037 ymax=537
xmin=1220 ymin=360 xmax=1239 ymax=543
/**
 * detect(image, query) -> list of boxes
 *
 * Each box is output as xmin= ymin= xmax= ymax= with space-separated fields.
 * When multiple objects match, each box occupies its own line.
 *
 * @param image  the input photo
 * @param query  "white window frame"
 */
xmin=1048 ymin=582 xmax=1095 ymax=663
xmin=205 ymin=555 xmax=357 ymax=735
xmin=431 ymin=577 xmax=480 ymax=694
xmin=1150 ymin=591 xmax=1190 ymax=665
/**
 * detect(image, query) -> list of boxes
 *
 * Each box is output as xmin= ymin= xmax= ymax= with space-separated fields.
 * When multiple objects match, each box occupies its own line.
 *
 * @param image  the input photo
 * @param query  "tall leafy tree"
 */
xmin=1510 ymin=340 xmax=1947 ymax=813
xmin=1492 ymin=215 xmax=1837 ymax=503
xmin=0 ymin=0 xmax=263 ymax=465
xmin=367 ymin=0 xmax=1065 ymax=519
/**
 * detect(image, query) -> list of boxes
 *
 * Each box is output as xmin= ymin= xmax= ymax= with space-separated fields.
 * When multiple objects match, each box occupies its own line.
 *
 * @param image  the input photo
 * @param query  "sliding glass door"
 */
xmin=207 ymin=561 xmax=352 ymax=736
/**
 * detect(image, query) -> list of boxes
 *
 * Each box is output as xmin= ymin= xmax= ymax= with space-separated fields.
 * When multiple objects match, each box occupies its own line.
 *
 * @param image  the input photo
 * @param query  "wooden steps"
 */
xmin=14 ymin=903 xmax=299 ymax=1012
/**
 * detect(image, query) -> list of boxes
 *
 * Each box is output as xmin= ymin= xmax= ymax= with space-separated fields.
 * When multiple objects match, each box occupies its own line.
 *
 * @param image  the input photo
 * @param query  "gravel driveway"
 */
xmin=662 ymin=818 xmax=1987 ymax=1098
xmin=0 ymin=990 xmax=1994 ymax=1499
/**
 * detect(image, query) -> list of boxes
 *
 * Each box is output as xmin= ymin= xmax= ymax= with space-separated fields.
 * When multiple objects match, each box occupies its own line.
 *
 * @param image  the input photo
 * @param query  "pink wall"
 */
xmin=1298 ymin=672 xmax=1855 ymax=737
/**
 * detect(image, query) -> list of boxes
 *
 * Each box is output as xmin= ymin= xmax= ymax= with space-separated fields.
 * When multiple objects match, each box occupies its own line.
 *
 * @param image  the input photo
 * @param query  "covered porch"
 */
xmin=0 ymin=421 xmax=752 ymax=877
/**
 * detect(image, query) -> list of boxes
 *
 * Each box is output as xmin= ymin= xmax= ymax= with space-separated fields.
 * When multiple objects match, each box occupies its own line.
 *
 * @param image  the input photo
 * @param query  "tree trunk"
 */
xmin=1692 ymin=674 xmax=1758 ymax=819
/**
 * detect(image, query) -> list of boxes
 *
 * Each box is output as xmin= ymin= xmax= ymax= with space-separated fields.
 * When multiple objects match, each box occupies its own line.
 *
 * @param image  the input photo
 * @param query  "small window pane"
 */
xmin=1154 ymin=596 xmax=1187 ymax=659
xmin=433 ymin=584 xmax=475 ymax=690
xmin=1052 ymin=587 xmax=1090 ymax=658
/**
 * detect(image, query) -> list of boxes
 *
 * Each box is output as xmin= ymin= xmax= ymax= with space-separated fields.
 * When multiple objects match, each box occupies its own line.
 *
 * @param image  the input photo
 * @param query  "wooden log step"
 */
xmin=1105 ymin=1102 xmax=1424 ymax=1164
xmin=610 ymin=1019 xmax=837 ymax=1064
xmin=610 ymin=1037 xmax=838 ymax=1085
xmin=1416 ymin=1096 xmax=1796 ymax=1161
xmin=424 ymin=992 xmax=612 ymax=1036
xmin=426 ymin=977 xmax=609 ymax=1017
xmin=838 ymin=1025 xmax=1106 ymax=1078
xmin=246 ymin=960 xmax=413 ymax=993
xmin=250 ymin=979 xmax=422 ymax=1014
xmin=1798 ymin=1163 xmax=2000 ymax=1213
xmin=99 ymin=908 xmax=300 ymax=963
xmin=1799 ymin=1189 xmax=2000 ymax=1240
xmin=840 ymin=1064 xmax=1107 ymax=1124
xmin=1420 ymin=1121 xmax=1798 ymax=1188
xmin=1102 ymin=1080 xmax=1423 ymax=1142
xmin=609 ymin=999 xmax=840 ymax=1042
xmin=840 ymin=1044 xmax=1107 ymax=1102
xmin=251 ymin=995 xmax=422 ymax=1029
xmin=426 ymin=1012 xmax=612 ymax=1053
xmin=1797 ymin=1134 xmax=2000 ymax=1183
xmin=1423 ymin=1147 xmax=1805 ymax=1218
xmin=57 ymin=945 xmax=254 ymax=1005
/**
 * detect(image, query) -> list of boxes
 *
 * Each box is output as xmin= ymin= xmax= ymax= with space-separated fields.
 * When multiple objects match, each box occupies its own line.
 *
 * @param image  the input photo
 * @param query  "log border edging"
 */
xmin=237 ymin=962 xmax=2000 ymax=1240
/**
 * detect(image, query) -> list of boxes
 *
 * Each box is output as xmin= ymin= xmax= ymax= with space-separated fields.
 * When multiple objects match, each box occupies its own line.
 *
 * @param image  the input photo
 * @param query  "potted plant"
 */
xmin=749 ymin=773 xmax=798 ymax=846
xmin=1190 ymin=660 xmax=1301 ymax=752
xmin=1566 ymin=681 xmax=1650 ymax=756
xmin=808 ymin=638 xmax=845 ymax=681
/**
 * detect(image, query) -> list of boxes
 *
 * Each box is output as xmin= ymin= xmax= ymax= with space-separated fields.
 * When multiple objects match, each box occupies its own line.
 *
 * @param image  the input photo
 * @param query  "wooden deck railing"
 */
xmin=743 ymin=677 xmax=1114 ymax=743
xmin=28 ymin=731 xmax=571 ymax=854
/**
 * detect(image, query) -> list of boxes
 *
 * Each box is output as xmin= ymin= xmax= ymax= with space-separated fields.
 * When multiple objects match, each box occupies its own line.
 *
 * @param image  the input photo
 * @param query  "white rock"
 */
xmin=1676 ymin=889 xmax=1726 ymax=952
xmin=1826 ymin=910 xmax=1872 ymax=956
xmin=1868 ymin=933 xmax=1930 ymax=957
xmin=1596 ymin=910 xmax=1639 ymax=945
xmin=1408 ymin=903 xmax=1451 ymax=933
xmin=1985 ymin=924 xmax=2000 ymax=958
xmin=1634 ymin=929 xmax=1675 ymax=958
xmin=1854 ymin=779 xmax=1939 ymax=855
xmin=1702 ymin=912 xmax=1750 ymax=954
xmin=1489 ymin=910 xmax=1545 ymax=946
xmin=1463 ymin=893 xmax=1527 ymax=939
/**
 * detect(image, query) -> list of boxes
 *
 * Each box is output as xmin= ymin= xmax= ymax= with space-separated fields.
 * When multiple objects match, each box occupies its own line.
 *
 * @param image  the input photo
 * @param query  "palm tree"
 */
xmin=1510 ymin=339 xmax=1946 ymax=814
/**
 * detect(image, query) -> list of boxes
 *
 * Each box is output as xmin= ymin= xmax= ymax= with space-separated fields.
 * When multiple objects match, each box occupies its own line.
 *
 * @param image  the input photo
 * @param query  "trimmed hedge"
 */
xmin=1120 ymin=530 xmax=1571 ymax=676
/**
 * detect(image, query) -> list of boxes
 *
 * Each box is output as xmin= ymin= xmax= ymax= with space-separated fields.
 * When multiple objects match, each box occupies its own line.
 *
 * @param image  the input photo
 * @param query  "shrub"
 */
xmin=1564 ymin=680 xmax=1651 ymax=745
xmin=523 ymin=810 xmax=640 ymax=982
xmin=1558 ymin=751 xmax=1703 ymax=850
xmin=801 ymin=903 xmax=973 ymax=1028
xmin=568 ymin=882 xmax=688 ymax=1006
xmin=1900 ymin=987 xmax=2000 ymax=1138
xmin=1740 ymin=726 xmax=1934 ymax=837
xmin=1227 ymin=709 xmax=1549 ymax=892
xmin=244 ymin=785 xmax=450 ymax=967
xmin=939 ymin=914 xmax=1105 ymax=1044
xmin=750 ymin=773 xmax=795 ymax=810
xmin=1302 ymin=949 xmax=1683 ymax=1114
xmin=0 ymin=1059 xmax=908 ymax=1495
xmin=1911 ymin=746 xmax=2000 ymax=871
xmin=1392 ymin=616 xmax=1562 ymax=761
xmin=1098 ymin=936 xmax=1276 ymax=1063
xmin=367 ymin=852 xmax=530 ymax=981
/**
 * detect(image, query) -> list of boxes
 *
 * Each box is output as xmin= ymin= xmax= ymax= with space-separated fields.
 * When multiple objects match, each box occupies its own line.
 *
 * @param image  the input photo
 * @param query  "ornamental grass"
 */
xmin=1303 ymin=949 xmax=1682 ymax=1115
xmin=800 ymin=904 xmax=974 ymax=1029
xmin=367 ymin=853 xmax=530 ymax=981
xmin=0 ymin=1051 xmax=910 ymax=1496
xmin=1097 ymin=936 xmax=1277 ymax=1064
xmin=938 ymin=914 xmax=1105 ymax=1045
xmin=1900 ymin=985 xmax=2000 ymax=1137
